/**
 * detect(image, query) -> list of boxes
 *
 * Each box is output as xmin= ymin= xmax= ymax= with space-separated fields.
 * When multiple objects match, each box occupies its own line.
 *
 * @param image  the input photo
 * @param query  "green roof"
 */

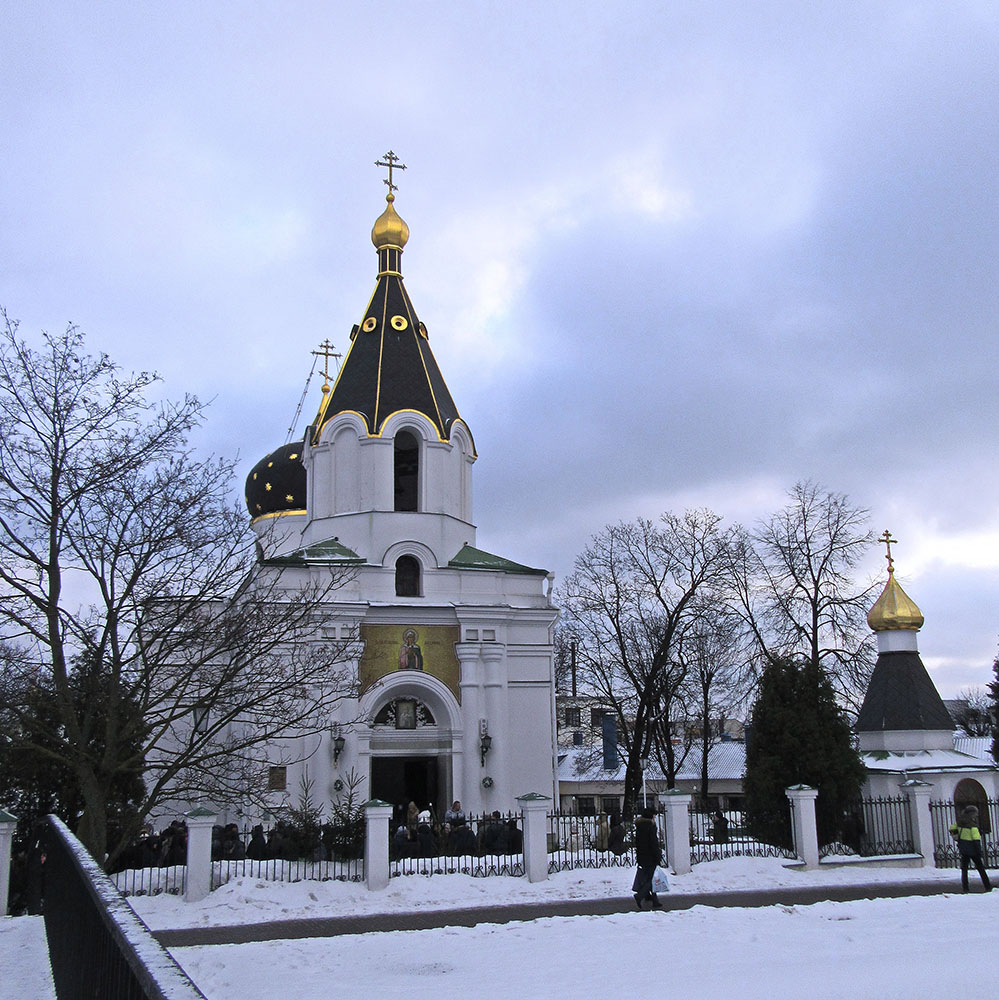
xmin=448 ymin=544 xmax=548 ymax=576
xmin=264 ymin=537 xmax=364 ymax=567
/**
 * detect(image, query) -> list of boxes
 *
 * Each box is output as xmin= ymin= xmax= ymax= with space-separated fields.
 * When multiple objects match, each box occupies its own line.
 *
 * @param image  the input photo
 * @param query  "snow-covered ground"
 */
xmin=129 ymin=855 xmax=957 ymax=930
xmin=4 ymin=860 xmax=995 ymax=1000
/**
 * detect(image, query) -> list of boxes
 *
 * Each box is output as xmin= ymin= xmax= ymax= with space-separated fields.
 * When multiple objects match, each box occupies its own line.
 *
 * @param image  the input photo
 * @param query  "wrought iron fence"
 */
xmin=546 ymin=810 xmax=656 ymax=873
xmin=43 ymin=815 xmax=207 ymax=1000
xmin=390 ymin=811 xmax=524 ymax=878
xmin=690 ymin=807 xmax=797 ymax=864
xmin=930 ymin=798 xmax=999 ymax=869
xmin=110 ymin=864 xmax=185 ymax=898
xmin=820 ymin=796 xmax=914 ymax=859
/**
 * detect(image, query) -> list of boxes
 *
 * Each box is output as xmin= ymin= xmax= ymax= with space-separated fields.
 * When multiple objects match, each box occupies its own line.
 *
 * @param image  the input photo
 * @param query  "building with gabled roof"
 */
xmin=237 ymin=158 xmax=558 ymax=824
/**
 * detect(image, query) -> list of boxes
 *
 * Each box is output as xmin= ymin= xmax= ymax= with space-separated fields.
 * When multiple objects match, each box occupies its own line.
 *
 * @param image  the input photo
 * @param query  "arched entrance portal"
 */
xmin=361 ymin=672 xmax=462 ymax=823
xmin=954 ymin=777 xmax=992 ymax=835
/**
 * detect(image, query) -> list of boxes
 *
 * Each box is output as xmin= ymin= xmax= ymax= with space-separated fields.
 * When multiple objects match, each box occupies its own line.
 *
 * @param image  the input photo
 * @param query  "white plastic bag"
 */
xmin=652 ymin=866 xmax=670 ymax=894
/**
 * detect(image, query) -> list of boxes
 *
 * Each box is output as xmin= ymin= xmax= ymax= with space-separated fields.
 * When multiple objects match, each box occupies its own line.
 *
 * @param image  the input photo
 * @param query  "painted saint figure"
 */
xmin=398 ymin=629 xmax=424 ymax=671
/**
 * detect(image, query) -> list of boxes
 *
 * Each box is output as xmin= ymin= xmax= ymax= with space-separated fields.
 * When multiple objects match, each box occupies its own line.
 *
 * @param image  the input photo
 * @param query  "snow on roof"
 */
xmin=953 ymin=735 xmax=994 ymax=762
xmin=558 ymin=741 xmax=746 ymax=784
xmin=860 ymin=747 xmax=998 ymax=774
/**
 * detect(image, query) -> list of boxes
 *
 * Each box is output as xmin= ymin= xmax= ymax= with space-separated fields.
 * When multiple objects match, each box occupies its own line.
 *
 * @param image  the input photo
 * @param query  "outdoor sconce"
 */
xmin=333 ymin=733 xmax=346 ymax=765
xmin=479 ymin=731 xmax=493 ymax=767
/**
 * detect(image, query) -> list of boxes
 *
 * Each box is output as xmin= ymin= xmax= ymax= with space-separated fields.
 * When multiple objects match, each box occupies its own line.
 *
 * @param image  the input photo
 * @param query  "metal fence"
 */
xmin=690 ymin=807 xmax=797 ymax=864
xmin=930 ymin=798 xmax=999 ymax=868
xmin=820 ymin=796 xmax=914 ymax=859
xmin=391 ymin=811 xmax=524 ymax=878
xmin=43 ymin=815 xmax=207 ymax=1000
xmin=546 ymin=810 xmax=654 ymax=873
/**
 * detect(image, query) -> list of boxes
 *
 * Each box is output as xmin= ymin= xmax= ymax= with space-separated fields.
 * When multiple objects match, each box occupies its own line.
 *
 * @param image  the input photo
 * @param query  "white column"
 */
xmin=517 ymin=793 xmax=551 ymax=883
xmin=0 ymin=808 xmax=16 ymax=916
xmin=663 ymin=791 xmax=692 ymax=875
xmin=184 ymin=807 xmax=217 ymax=902
xmin=364 ymin=800 xmax=393 ymax=891
xmin=785 ymin=785 xmax=820 ymax=869
xmin=900 ymin=778 xmax=934 ymax=867
xmin=456 ymin=642 xmax=483 ymax=812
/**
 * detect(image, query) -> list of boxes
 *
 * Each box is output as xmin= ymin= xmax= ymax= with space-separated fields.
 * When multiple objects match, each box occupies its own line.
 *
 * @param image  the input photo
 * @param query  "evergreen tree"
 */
xmin=744 ymin=657 xmax=866 ymax=850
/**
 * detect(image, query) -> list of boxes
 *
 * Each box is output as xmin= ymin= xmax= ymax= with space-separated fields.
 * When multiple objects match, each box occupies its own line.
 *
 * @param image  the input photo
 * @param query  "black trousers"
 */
xmin=960 ymin=850 xmax=991 ymax=891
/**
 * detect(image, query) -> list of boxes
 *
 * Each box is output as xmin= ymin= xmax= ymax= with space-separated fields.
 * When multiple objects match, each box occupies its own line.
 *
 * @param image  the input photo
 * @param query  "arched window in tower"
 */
xmin=394 ymin=430 xmax=419 ymax=511
xmin=395 ymin=555 xmax=421 ymax=597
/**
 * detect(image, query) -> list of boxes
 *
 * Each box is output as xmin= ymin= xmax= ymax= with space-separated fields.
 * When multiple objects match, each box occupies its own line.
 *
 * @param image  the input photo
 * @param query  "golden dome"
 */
xmin=867 ymin=572 xmax=924 ymax=632
xmin=371 ymin=193 xmax=410 ymax=249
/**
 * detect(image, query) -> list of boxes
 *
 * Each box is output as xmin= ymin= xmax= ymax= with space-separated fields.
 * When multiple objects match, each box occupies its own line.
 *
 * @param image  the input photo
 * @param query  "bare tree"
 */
xmin=952 ymin=686 xmax=993 ymax=737
xmin=731 ymin=481 xmax=878 ymax=712
xmin=0 ymin=312 xmax=356 ymax=866
xmin=557 ymin=510 xmax=737 ymax=815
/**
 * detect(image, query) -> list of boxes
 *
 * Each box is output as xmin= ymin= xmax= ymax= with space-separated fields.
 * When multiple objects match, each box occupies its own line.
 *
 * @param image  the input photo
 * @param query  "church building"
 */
xmin=242 ymin=157 xmax=559 ymax=822
xmin=855 ymin=533 xmax=998 ymax=812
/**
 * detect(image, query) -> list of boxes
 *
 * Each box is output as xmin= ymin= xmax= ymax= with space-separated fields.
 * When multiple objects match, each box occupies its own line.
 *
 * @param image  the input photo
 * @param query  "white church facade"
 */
xmin=239 ymin=164 xmax=558 ymax=825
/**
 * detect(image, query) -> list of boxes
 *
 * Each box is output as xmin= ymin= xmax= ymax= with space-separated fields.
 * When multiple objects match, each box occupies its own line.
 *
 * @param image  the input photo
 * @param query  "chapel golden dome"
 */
xmin=867 ymin=571 xmax=924 ymax=631
xmin=371 ymin=193 xmax=410 ymax=250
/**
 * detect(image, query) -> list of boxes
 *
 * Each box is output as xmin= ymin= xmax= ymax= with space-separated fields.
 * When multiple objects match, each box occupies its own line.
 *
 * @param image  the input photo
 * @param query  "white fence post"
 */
xmin=184 ymin=807 xmax=217 ymax=902
xmin=364 ymin=799 xmax=393 ymax=891
xmin=785 ymin=785 xmax=820 ymax=869
xmin=900 ymin=778 xmax=934 ymax=867
xmin=517 ymin=792 xmax=551 ymax=883
xmin=663 ymin=790 xmax=692 ymax=875
xmin=0 ymin=808 xmax=16 ymax=916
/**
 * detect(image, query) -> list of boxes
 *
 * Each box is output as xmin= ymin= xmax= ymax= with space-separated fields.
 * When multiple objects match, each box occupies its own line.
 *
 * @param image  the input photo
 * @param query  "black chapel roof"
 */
xmin=312 ymin=224 xmax=464 ymax=443
xmin=854 ymin=650 xmax=955 ymax=733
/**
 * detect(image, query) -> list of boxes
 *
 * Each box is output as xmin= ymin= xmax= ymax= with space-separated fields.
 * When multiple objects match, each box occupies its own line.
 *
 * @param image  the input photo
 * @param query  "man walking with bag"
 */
xmin=633 ymin=807 xmax=665 ymax=910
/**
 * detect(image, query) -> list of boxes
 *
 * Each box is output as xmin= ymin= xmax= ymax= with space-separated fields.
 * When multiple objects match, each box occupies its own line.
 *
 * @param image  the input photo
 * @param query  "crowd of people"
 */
xmin=390 ymin=800 xmax=524 ymax=859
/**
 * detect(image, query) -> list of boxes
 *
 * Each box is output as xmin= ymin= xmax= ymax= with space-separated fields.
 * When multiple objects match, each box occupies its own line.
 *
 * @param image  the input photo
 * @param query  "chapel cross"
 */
xmin=375 ymin=150 xmax=407 ymax=193
xmin=311 ymin=339 xmax=342 ymax=389
xmin=878 ymin=529 xmax=898 ymax=574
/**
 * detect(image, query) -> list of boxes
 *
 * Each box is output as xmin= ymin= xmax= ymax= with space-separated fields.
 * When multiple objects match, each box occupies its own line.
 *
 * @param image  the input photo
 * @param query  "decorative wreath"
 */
xmin=481 ymin=776 xmax=494 ymax=788
xmin=333 ymin=779 xmax=344 ymax=792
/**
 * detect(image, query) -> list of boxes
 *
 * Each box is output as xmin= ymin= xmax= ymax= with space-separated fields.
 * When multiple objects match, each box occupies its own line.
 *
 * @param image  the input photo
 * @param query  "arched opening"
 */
xmin=394 ymin=430 xmax=419 ymax=511
xmin=954 ymin=778 xmax=991 ymax=834
xmin=395 ymin=555 xmax=421 ymax=597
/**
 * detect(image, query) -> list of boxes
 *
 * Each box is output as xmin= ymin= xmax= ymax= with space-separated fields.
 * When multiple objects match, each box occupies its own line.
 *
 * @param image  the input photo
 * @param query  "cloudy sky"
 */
xmin=2 ymin=1 xmax=996 ymax=696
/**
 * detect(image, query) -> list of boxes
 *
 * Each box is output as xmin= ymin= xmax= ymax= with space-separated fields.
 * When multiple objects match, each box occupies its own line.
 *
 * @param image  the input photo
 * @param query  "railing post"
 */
xmin=517 ymin=792 xmax=551 ymax=883
xmin=364 ymin=799 xmax=393 ymax=891
xmin=663 ymin=790 xmax=692 ymax=875
xmin=900 ymin=779 xmax=934 ymax=867
xmin=0 ymin=808 xmax=15 ymax=916
xmin=185 ymin=807 xmax=217 ymax=902
xmin=785 ymin=785 xmax=820 ymax=869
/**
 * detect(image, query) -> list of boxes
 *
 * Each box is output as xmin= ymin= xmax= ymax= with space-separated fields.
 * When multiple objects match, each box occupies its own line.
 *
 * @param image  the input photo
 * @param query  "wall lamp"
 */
xmin=333 ymin=733 xmax=346 ymax=765
xmin=479 ymin=732 xmax=493 ymax=767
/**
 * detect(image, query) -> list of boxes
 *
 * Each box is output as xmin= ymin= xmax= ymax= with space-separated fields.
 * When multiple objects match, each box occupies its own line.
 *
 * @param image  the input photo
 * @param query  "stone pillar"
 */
xmin=900 ymin=778 xmax=934 ymax=867
xmin=184 ymin=807 xmax=217 ymax=902
xmin=517 ymin=793 xmax=551 ymax=883
xmin=663 ymin=790 xmax=692 ymax=875
xmin=0 ymin=808 xmax=16 ymax=916
xmin=785 ymin=785 xmax=820 ymax=869
xmin=364 ymin=799 xmax=393 ymax=891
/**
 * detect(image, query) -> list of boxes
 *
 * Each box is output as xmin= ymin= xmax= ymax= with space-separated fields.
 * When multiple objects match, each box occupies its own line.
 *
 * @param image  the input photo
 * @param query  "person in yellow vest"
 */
xmin=949 ymin=805 xmax=993 ymax=893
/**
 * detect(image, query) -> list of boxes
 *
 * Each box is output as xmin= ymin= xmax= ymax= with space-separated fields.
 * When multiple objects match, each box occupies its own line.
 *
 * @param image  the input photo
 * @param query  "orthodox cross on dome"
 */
xmin=375 ymin=150 xmax=407 ymax=194
xmin=311 ymin=339 xmax=342 ymax=391
xmin=878 ymin=529 xmax=898 ymax=575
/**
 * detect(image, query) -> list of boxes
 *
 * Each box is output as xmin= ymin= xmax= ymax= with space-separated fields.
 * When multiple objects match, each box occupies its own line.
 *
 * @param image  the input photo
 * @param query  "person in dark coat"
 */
xmin=416 ymin=810 xmax=438 ymax=857
xmin=447 ymin=818 xmax=478 ymax=857
xmin=632 ymin=807 xmax=663 ymax=910
xmin=950 ymin=805 xmax=992 ymax=893
xmin=608 ymin=812 xmax=627 ymax=856
xmin=246 ymin=825 xmax=268 ymax=860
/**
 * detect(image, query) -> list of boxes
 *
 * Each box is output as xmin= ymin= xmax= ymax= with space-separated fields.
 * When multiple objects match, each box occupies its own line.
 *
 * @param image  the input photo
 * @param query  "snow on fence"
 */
xmin=689 ymin=807 xmax=797 ymax=865
xmin=44 ymin=815 xmax=207 ymax=1000
xmin=546 ymin=810 xmax=648 ymax=873
xmin=930 ymin=798 xmax=999 ymax=869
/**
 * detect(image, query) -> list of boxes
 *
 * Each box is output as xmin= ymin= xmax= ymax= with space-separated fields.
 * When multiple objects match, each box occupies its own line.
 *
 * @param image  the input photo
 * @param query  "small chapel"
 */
xmin=241 ymin=155 xmax=558 ymax=822
xmin=855 ymin=532 xmax=998 ymax=811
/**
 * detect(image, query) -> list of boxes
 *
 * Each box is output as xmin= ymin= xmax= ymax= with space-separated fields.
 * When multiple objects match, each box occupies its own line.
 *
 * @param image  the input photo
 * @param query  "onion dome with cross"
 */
xmin=245 ymin=441 xmax=306 ymax=521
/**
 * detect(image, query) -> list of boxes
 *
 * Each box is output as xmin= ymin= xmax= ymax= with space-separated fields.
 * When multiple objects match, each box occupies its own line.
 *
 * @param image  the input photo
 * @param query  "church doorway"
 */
xmin=370 ymin=756 xmax=441 ymax=814
xmin=954 ymin=778 xmax=992 ymax=834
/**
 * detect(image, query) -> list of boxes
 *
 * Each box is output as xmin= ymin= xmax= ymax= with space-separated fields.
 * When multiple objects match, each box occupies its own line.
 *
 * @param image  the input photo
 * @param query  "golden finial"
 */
xmin=878 ymin=529 xmax=897 ymax=575
xmin=311 ymin=339 xmax=342 ymax=393
xmin=868 ymin=528 xmax=923 ymax=631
